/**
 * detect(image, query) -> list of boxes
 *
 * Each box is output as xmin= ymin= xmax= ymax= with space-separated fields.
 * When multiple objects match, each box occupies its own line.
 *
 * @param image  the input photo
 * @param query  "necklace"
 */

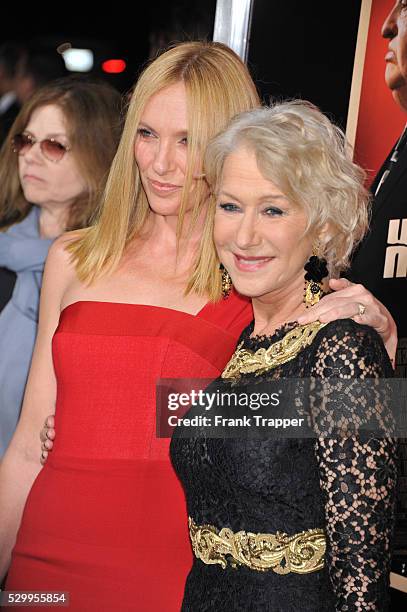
xmin=221 ymin=320 xmax=327 ymax=381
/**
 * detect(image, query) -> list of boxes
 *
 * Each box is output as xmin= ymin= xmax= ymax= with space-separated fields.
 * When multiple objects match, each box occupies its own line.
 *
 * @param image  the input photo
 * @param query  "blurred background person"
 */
xmin=0 ymin=42 xmax=26 ymax=146
xmin=0 ymin=76 xmax=123 ymax=457
xmin=14 ymin=45 xmax=67 ymax=106
xmin=0 ymin=45 xmax=69 ymax=314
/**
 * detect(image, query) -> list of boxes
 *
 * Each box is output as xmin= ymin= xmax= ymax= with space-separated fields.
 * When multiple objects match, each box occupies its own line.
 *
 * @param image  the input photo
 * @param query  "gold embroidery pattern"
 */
xmin=189 ymin=517 xmax=326 ymax=574
xmin=222 ymin=321 xmax=327 ymax=381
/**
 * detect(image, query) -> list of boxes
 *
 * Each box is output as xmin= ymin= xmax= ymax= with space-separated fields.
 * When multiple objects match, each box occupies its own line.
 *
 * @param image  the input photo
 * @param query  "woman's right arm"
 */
xmin=0 ymin=237 xmax=72 ymax=580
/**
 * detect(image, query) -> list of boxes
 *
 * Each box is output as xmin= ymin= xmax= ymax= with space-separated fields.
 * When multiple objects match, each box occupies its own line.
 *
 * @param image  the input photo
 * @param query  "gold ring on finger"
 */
xmin=358 ymin=303 xmax=366 ymax=316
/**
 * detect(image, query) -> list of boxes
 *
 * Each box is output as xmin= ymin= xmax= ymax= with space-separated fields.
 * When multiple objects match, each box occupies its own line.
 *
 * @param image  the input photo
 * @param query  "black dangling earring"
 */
xmin=220 ymin=264 xmax=232 ymax=299
xmin=303 ymin=248 xmax=328 ymax=308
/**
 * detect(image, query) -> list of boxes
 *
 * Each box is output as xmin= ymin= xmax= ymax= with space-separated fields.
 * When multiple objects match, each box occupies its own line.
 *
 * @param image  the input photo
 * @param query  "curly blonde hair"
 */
xmin=195 ymin=100 xmax=370 ymax=300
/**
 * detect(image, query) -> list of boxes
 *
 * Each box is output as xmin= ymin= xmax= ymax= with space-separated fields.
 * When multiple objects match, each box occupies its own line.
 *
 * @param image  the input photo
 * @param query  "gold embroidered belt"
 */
xmin=188 ymin=517 xmax=326 ymax=574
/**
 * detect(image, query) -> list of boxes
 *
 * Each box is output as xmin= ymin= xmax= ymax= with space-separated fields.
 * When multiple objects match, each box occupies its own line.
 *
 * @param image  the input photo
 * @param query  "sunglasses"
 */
xmin=11 ymin=133 xmax=71 ymax=163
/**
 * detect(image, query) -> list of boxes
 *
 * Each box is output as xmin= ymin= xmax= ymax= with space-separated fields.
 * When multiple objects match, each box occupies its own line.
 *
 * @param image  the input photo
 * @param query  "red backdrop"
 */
xmin=354 ymin=0 xmax=406 ymax=182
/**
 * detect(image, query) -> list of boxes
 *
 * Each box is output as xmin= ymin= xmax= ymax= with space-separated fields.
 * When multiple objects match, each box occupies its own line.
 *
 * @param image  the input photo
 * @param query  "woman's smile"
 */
xmin=233 ymin=253 xmax=274 ymax=271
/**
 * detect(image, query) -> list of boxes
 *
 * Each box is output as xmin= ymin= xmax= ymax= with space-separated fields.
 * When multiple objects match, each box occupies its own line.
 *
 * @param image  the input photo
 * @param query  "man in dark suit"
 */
xmin=350 ymin=2 xmax=407 ymax=605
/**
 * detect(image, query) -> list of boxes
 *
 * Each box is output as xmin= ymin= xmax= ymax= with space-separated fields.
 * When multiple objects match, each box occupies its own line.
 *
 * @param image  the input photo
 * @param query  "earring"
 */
xmin=220 ymin=264 xmax=232 ymax=299
xmin=303 ymin=247 xmax=328 ymax=308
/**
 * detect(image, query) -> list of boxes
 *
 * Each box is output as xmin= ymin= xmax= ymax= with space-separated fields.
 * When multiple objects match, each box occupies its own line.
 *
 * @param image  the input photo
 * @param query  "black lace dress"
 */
xmin=170 ymin=319 xmax=397 ymax=611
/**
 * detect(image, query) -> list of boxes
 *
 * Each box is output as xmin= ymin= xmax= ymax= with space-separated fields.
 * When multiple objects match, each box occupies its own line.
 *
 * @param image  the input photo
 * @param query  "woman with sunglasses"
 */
xmin=0 ymin=76 xmax=122 ymax=456
xmin=0 ymin=43 xmax=398 ymax=611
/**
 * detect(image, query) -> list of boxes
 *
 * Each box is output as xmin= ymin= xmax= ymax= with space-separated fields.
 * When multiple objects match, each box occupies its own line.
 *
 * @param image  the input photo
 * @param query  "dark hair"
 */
xmin=0 ymin=42 xmax=26 ymax=80
xmin=18 ymin=46 xmax=67 ymax=87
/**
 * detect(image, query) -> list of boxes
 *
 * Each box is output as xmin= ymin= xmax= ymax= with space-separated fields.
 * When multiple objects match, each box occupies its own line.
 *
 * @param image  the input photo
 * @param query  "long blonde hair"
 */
xmin=0 ymin=76 xmax=123 ymax=231
xmin=68 ymin=41 xmax=260 ymax=285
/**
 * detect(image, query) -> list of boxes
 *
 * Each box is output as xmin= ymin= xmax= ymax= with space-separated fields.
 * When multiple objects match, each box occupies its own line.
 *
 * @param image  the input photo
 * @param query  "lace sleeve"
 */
xmin=310 ymin=321 xmax=397 ymax=611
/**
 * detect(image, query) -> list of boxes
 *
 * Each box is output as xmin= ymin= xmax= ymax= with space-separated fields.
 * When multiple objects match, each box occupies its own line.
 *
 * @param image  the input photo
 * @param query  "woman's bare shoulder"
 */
xmin=47 ymin=229 xmax=88 ymax=268
xmin=44 ymin=230 xmax=89 ymax=293
xmin=51 ymin=228 xmax=87 ymax=252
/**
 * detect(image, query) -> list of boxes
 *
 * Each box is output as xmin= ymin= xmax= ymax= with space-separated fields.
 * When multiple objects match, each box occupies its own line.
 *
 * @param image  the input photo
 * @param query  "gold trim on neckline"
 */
xmin=222 ymin=321 xmax=327 ymax=381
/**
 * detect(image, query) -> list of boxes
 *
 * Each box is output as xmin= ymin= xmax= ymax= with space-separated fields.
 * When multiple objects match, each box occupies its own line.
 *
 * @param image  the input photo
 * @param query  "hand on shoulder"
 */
xmin=297 ymin=278 xmax=397 ymax=367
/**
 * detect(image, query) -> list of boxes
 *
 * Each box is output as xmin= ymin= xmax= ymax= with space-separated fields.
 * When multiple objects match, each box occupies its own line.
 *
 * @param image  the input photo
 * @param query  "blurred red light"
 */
xmin=102 ymin=59 xmax=126 ymax=74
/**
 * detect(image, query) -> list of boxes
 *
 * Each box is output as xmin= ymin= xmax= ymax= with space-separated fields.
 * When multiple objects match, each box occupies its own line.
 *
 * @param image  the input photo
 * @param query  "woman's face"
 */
xmin=134 ymin=81 xmax=199 ymax=216
xmin=18 ymin=104 xmax=87 ymax=209
xmin=214 ymin=146 xmax=313 ymax=300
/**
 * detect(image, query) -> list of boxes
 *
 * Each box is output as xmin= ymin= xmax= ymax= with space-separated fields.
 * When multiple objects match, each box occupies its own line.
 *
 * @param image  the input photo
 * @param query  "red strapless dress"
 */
xmin=6 ymin=293 xmax=252 ymax=611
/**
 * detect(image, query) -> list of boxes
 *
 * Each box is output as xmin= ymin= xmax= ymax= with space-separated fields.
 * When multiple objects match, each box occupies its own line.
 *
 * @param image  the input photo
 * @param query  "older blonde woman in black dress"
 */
xmin=171 ymin=101 xmax=397 ymax=611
